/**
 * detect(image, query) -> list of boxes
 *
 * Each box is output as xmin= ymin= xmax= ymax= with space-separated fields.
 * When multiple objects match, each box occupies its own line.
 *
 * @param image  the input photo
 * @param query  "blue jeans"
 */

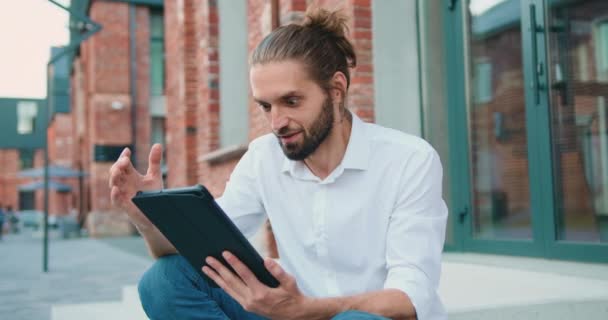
xmin=138 ymin=255 xmax=390 ymax=320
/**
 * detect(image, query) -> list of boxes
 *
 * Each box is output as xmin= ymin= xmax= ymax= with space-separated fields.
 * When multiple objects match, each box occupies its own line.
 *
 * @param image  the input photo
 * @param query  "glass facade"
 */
xmin=431 ymin=0 xmax=608 ymax=261
xmin=465 ymin=0 xmax=534 ymax=240
xmin=546 ymin=0 xmax=608 ymax=242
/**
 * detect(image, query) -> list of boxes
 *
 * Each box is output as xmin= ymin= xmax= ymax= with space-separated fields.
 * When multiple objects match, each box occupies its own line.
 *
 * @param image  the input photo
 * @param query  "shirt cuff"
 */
xmin=384 ymin=267 xmax=433 ymax=320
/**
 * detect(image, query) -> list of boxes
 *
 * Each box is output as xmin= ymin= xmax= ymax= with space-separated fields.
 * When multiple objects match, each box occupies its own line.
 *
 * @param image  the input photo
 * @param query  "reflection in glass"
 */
xmin=547 ymin=0 xmax=608 ymax=242
xmin=467 ymin=0 xmax=532 ymax=239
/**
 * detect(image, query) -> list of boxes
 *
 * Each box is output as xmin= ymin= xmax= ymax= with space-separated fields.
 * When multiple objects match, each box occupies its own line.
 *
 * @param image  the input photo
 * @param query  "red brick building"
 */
xmin=3 ymin=0 xmax=607 ymax=262
xmin=62 ymin=0 xmax=379 ymax=237
xmin=0 ymin=98 xmax=46 ymax=215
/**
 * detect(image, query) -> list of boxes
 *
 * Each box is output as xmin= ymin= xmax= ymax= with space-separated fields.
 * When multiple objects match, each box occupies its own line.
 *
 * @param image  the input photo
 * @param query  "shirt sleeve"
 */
xmin=215 ymin=142 xmax=267 ymax=238
xmin=383 ymin=147 xmax=448 ymax=320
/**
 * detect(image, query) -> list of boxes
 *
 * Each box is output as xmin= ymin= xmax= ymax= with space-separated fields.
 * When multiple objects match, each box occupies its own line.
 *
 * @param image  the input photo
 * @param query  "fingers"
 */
xmin=222 ymin=251 xmax=263 ymax=289
xmin=264 ymin=258 xmax=295 ymax=288
xmin=120 ymin=147 xmax=131 ymax=159
xmin=202 ymin=265 xmax=245 ymax=302
xmin=205 ymin=256 xmax=246 ymax=287
xmin=203 ymin=257 xmax=247 ymax=301
xmin=110 ymin=186 xmax=125 ymax=208
xmin=109 ymin=148 xmax=137 ymax=189
xmin=108 ymin=157 xmax=133 ymax=188
xmin=146 ymin=144 xmax=163 ymax=177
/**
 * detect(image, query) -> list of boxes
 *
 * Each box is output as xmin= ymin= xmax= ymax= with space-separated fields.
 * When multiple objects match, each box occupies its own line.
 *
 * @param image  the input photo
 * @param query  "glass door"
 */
xmin=545 ymin=0 xmax=608 ymax=243
xmin=448 ymin=0 xmax=545 ymax=256
xmin=465 ymin=0 xmax=535 ymax=241
xmin=540 ymin=0 xmax=608 ymax=261
xmin=446 ymin=0 xmax=608 ymax=261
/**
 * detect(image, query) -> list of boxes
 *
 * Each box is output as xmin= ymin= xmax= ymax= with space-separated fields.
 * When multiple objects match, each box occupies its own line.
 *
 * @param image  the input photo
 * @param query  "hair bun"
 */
xmin=303 ymin=8 xmax=349 ymax=39
xmin=302 ymin=8 xmax=356 ymax=69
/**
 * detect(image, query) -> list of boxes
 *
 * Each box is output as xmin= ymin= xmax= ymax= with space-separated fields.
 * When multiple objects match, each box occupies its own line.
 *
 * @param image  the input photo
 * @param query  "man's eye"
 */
xmin=286 ymin=97 xmax=299 ymax=106
xmin=259 ymin=103 xmax=271 ymax=112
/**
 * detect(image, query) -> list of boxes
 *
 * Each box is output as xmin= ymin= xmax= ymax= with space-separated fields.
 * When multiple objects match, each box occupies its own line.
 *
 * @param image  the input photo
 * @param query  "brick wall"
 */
xmin=67 ymin=0 xmax=154 ymax=236
xmin=311 ymin=0 xmax=375 ymax=121
xmin=164 ymin=0 xmax=374 ymax=255
xmin=165 ymin=0 xmax=189 ymax=188
xmin=0 ymin=150 xmax=20 ymax=210
xmin=161 ymin=0 xmax=374 ymax=197
xmin=48 ymin=114 xmax=74 ymax=167
xmin=193 ymin=0 xmax=221 ymax=193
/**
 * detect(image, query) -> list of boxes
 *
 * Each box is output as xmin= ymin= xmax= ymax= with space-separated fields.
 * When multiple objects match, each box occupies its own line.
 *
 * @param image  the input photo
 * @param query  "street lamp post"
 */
xmin=43 ymin=0 xmax=101 ymax=272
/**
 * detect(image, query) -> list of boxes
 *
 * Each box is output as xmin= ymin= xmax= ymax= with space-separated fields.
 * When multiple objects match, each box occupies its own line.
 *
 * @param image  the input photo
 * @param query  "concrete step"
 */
xmin=449 ymin=299 xmax=608 ymax=320
xmin=51 ymin=254 xmax=608 ymax=320
xmin=440 ymin=256 xmax=608 ymax=319
xmin=51 ymin=285 xmax=147 ymax=320
xmin=122 ymin=285 xmax=148 ymax=319
xmin=51 ymin=302 xmax=130 ymax=320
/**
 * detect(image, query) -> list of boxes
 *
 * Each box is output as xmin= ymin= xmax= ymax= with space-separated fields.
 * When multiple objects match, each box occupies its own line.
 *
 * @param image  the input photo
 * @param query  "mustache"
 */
xmin=274 ymin=126 xmax=301 ymax=137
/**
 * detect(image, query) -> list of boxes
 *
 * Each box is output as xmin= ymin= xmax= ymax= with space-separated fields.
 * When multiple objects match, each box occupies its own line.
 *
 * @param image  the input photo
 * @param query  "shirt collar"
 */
xmin=281 ymin=112 xmax=370 ymax=179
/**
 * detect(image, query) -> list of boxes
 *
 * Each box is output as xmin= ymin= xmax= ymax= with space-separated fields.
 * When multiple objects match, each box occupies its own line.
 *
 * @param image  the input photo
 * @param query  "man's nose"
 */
xmin=270 ymin=108 xmax=288 ymax=132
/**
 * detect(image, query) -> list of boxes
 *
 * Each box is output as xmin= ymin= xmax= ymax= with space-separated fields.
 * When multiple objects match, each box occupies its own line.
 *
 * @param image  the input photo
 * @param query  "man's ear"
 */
xmin=330 ymin=71 xmax=348 ymax=105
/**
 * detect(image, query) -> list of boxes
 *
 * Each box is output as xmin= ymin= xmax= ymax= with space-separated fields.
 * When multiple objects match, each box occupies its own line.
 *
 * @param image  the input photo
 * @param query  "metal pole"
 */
xmin=43 ymin=0 xmax=102 ymax=273
xmin=129 ymin=4 xmax=138 ymax=168
xmin=43 ymin=65 xmax=51 ymax=272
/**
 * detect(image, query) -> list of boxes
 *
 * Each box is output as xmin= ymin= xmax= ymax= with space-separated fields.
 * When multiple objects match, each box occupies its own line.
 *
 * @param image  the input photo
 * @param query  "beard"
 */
xmin=275 ymin=95 xmax=334 ymax=161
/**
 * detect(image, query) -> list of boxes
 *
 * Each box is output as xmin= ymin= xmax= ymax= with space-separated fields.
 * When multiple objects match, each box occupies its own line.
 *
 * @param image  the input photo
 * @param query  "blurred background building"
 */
xmin=0 ymin=0 xmax=606 ymax=264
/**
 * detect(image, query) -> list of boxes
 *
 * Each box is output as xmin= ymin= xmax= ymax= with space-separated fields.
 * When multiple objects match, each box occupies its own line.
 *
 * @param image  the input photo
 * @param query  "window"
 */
xmin=19 ymin=149 xmax=34 ymax=169
xmin=596 ymin=20 xmax=608 ymax=79
xmin=150 ymin=9 xmax=166 ymax=163
xmin=473 ymin=61 xmax=493 ymax=104
xmin=17 ymin=101 xmax=38 ymax=135
xmin=150 ymin=10 xmax=165 ymax=97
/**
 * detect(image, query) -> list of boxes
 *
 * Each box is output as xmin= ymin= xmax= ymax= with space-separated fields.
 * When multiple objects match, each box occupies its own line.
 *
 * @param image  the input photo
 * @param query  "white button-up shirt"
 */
xmin=217 ymin=114 xmax=447 ymax=319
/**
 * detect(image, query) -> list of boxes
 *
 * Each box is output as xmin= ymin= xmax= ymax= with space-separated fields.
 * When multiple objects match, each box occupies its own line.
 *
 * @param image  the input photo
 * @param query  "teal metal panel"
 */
xmin=546 ymin=241 xmax=608 ymax=263
xmin=0 ymin=98 xmax=47 ymax=149
xmin=443 ymin=0 xmax=468 ymax=251
xmin=520 ymin=0 xmax=549 ymax=254
xmin=118 ymin=0 xmax=163 ymax=6
xmin=49 ymin=47 xmax=71 ymax=114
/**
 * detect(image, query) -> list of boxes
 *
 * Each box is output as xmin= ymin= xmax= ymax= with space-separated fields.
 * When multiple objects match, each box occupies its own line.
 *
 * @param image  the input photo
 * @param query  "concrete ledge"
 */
xmin=449 ymin=299 xmax=608 ymax=320
xmin=199 ymin=144 xmax=248 ymax=165
xmin=440 ymin=254 xmax=608 ymax=319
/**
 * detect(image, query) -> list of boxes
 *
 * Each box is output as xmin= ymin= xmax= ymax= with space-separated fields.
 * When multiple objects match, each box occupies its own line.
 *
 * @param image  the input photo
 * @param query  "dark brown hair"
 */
xmin=250 ymin=8 xmax=357 ymax=94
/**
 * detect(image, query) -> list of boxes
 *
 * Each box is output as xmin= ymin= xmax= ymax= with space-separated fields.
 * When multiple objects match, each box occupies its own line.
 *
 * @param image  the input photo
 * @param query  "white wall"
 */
xmin=218 ymin=0 xmax=249 ymax=147
xmin=372 ymin=0 xmax=421 ymax=136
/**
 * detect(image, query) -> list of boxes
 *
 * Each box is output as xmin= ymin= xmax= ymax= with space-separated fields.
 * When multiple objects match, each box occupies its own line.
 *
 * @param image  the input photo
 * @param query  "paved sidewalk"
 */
xmin=3 ymin=229 xmax=607 ymax=319
xmin=0 ymin=231 xmax=152 ymax=320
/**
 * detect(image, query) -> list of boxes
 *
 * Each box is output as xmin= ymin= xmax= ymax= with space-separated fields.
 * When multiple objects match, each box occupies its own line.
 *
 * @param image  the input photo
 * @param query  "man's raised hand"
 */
xmin=109 ymin=144 xmax=163 ymax=230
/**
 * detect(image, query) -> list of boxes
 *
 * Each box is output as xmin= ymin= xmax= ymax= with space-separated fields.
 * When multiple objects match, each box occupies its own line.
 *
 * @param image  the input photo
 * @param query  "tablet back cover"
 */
xmin=131 ymin=185 xmax=279 ymax=288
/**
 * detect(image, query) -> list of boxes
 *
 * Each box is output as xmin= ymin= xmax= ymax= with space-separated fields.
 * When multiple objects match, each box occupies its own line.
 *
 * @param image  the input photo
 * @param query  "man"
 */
xmin=110 ymin=8 xmax=447 ymax=320
xmin=7 ymin=206 xmax=18 ymax=234
xmin=0 ymin=204 xmax=4 ymax=240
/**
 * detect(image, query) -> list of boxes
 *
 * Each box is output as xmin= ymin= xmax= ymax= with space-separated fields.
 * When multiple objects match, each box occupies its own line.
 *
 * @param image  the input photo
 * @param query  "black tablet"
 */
xmin=131 ymin=184 xmax=279 ymax=288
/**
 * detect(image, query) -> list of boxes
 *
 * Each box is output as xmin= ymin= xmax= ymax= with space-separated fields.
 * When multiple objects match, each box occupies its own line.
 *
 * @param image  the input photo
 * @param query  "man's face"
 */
xmin=250 ymin=60 xmax=335 ymax=160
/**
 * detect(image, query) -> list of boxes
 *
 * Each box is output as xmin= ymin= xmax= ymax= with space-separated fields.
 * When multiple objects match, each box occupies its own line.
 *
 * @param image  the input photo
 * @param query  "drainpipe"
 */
xmin=129 ymin=4 xmax=138 ymax=169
